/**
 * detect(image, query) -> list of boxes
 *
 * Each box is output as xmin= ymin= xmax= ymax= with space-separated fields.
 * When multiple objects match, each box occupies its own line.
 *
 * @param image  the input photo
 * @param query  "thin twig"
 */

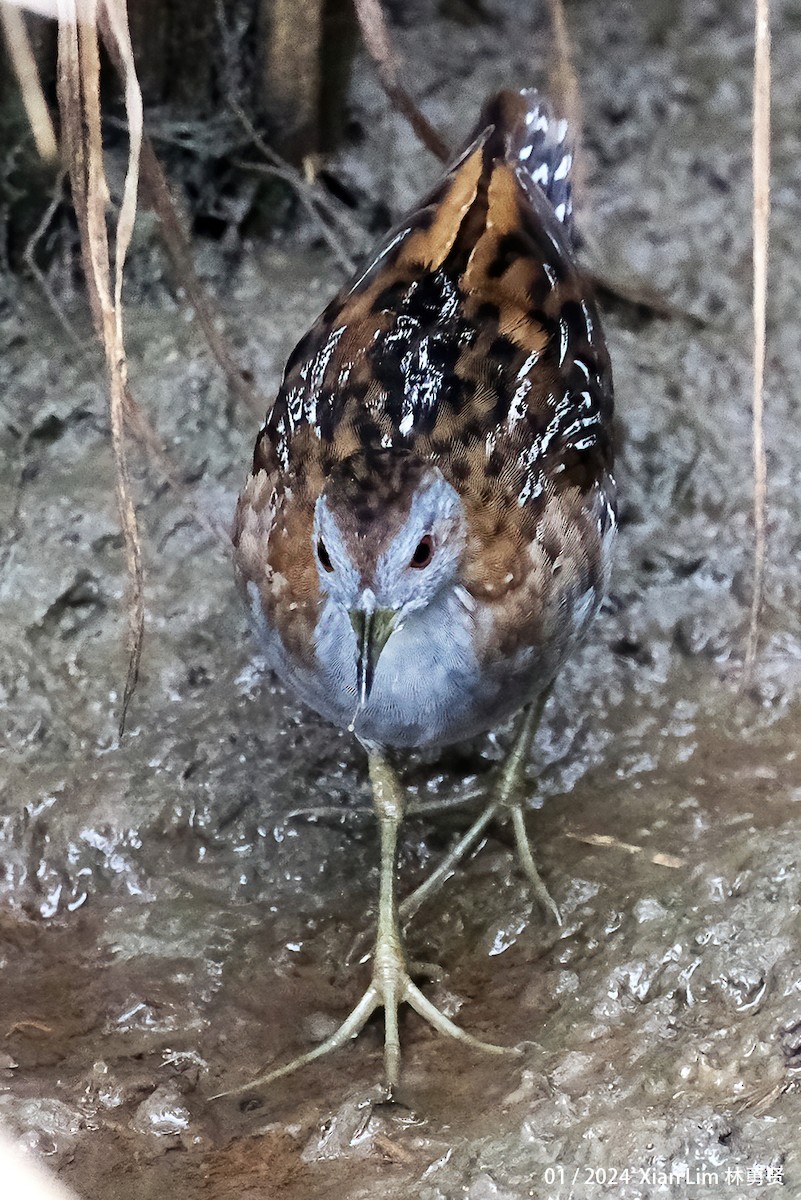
xmin=228 ymin=97 xmax=361 ymax=273
xmin=112 ymin=97 xmax=365 ymax=271
xmin=22 ymin=169 xmax=85 ymax=347
xmin=96 ymin=1 xmax=144 ymax=734
xmin=0 ymin=3 xmax=58 ymax=160
xmin=234 ymin=159 xmax=356 ymax=275
xmin=744 ymin=0 xmax=771 ymax=681
xmin=352 ymin=0 xmax=451 ymax=164
xmin=137 ymin=137 xmax=265 ymax=419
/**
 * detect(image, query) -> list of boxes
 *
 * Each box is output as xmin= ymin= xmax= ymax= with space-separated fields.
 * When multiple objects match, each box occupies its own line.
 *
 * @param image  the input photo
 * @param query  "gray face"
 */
xmin=311 ymin=468 xmax=468 ymax=713
xmin=312 ymin=469 xmax=467 ymax=617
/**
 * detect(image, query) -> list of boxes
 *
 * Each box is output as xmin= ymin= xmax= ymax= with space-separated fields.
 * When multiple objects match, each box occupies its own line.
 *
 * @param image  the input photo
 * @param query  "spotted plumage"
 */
xmin=227 ymin=86 xmax=618 ymax=1097
xmin=234 ymin=88 xmax=615 ymax=748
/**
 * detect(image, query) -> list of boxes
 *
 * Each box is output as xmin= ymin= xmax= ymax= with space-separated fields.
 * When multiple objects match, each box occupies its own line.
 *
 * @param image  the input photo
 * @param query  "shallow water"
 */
xmin=2 ymin=0 xmax=801 ymax=1196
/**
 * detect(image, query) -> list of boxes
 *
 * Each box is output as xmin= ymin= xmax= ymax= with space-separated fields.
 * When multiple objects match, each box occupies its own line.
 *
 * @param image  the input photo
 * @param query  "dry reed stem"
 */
xmin=56 ymin=0 xmax=144 ymax=734
xmin=352 ymin=0 xmax=451 ymax=164
xmin=0 ymin=3 xmax=58 ymax=159
xmin=744 ymin=0 xmax=771 ymax=680
xmin=0 ymin=0 xmax=64 ymax=12
xmin=12 ymin=0 xmax=238 ymax=724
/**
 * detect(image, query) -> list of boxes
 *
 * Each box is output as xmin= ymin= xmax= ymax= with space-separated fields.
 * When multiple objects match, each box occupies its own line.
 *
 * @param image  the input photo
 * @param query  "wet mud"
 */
xmin=2 ymin=0 xmax=800 ymax=1196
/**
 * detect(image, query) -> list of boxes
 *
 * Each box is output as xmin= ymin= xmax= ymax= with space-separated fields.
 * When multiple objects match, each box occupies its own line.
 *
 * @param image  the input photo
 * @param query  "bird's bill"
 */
xmin=349 ymin=607 xmax=397 ymax=704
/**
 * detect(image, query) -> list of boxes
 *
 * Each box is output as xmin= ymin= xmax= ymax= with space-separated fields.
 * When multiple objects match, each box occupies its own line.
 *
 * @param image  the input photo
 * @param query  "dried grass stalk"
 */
xmin=0 ymin=3 xmax=58 ymax=159
xmin=564 ymin=831 xmax=685 ymax=870
xmin=56 ymin=0 xmax=144 ymax=733
xmin=744 ymin=0 xmax=771 ymax=679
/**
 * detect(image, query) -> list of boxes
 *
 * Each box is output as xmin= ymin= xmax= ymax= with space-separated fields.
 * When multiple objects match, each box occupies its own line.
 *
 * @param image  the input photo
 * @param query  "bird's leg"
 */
xmin=369 ymin=749 xmax=407 ymax=1086
xmin=211 ymin=750 xmax=515 ymax=1103
xmin=368 ymin=751 xmax=517 ymax=1089
xmin=398 ymin=689 xmax=561 ymax=927
xmin=493 ymin=696 xmax=561 ymax=923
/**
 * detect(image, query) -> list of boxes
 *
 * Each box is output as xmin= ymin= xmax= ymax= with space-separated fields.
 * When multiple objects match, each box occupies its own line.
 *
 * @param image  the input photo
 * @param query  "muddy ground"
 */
xmin=2 ymin=0 xmax=801 ymax=1197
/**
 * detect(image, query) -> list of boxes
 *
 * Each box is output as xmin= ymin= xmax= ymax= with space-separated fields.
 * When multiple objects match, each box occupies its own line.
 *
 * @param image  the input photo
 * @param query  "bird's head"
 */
xmin=313 ymin=449 xmax=467 ymax=703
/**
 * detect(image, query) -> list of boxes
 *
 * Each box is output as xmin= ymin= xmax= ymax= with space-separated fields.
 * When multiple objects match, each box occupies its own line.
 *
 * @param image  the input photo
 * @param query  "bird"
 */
xmin=230 ymin=87 xmax=616 ymax=1097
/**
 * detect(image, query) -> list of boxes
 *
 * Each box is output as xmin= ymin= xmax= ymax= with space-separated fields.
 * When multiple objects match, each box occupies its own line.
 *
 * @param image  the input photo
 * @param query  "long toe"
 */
xmin=510 ymin=804 xmax=562 ymax=923
xmin=402 ymin=976 xmax=520 ymax=1058
xmin=209 ymin=985 xmax=381 ymax=1100
xmin=210 ymin=962 xmax=517 ymax=1102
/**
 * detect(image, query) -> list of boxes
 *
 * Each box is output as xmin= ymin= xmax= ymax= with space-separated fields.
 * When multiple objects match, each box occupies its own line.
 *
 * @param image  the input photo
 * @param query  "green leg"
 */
xmin=399 ymin=690 xmax=561 ymax=926
xmin=212 ymin=750 xmax=517 ymax=1102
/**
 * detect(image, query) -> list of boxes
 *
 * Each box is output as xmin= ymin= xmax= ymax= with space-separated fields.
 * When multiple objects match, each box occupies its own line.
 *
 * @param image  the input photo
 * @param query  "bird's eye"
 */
xmin=317 ymin=539 xmax=334 ymax=572
xmin=409 ymin=535 xmax=434 ymax=569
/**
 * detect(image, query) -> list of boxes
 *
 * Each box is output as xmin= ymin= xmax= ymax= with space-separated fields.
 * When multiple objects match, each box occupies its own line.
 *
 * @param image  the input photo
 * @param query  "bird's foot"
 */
xmin=210 ymin=939 xmax=515 ymax=1102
